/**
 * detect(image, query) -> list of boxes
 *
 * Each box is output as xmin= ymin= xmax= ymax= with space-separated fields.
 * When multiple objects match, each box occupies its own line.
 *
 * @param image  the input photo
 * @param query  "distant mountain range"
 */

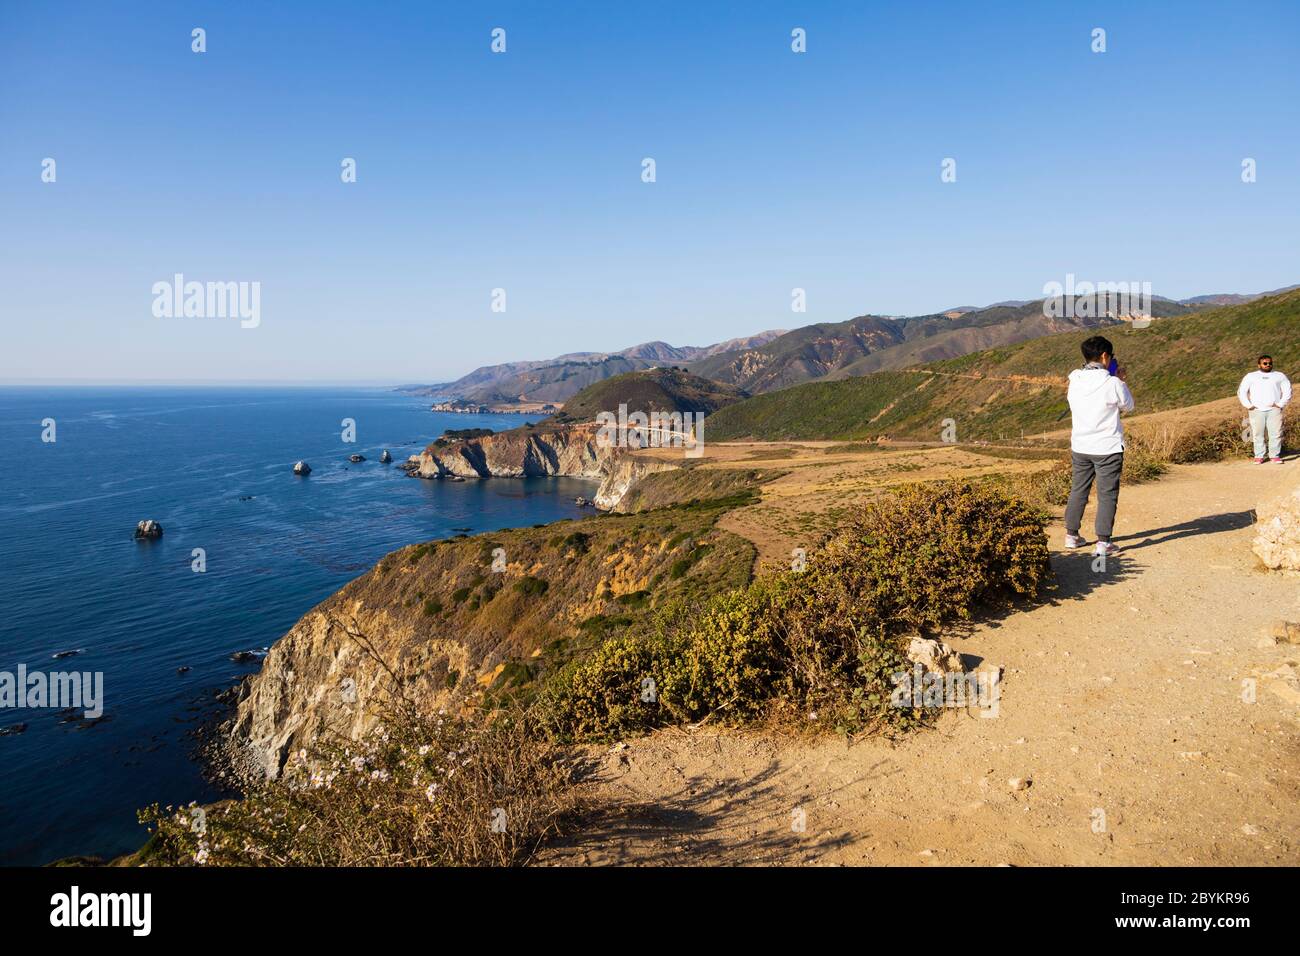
xmin=398 ymin=332 xmax=786 ymax=405
xmin=399 ymin=285 xmax=1297 ymax=405
xmin=688 ymin=297 xmax=1193 ymax=394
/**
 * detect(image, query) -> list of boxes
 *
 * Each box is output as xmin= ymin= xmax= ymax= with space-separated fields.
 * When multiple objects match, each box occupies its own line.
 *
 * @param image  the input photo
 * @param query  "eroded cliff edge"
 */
xmin=406 ymin=422 xmax=679 ymax=511
xmin=227 ymin=495 xmax=758 ymax=780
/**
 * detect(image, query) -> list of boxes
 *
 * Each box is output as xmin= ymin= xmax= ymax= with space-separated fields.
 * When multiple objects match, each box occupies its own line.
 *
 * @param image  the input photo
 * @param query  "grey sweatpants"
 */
xmin=1064 ymin=451 xmax=1124 ymax=541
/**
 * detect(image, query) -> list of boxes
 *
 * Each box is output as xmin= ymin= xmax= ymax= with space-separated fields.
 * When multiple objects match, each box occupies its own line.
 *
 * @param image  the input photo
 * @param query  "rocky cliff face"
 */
xmin=226 ymin=497 xmax=756 ymax=781
xmin=224 ymin=424 xmax=710 ymax=779
xmin=409 ymin=424 xmax=678 ymax=510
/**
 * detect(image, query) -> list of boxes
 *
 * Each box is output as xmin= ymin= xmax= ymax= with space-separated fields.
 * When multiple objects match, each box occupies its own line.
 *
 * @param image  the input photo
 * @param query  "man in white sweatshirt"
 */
xmin=1064 ymin=335 xmax=1135 ymax=557
xmin=1237 ymin=354 xmax=1291 ymax=463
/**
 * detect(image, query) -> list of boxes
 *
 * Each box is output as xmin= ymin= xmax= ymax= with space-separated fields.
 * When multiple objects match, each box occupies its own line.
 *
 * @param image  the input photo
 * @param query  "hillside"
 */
xmin=705 ymin=288 xmax=1300 ymax=442
xmin=400 ymin=332 xmax=784 ymax=405
xmin=690 ymin=297 xmax=1193 ymax=395
xmin=546 ymin=367 xmax=749 ymax=425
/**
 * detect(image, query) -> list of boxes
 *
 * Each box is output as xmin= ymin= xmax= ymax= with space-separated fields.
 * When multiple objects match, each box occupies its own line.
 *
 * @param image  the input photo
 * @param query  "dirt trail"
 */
xmin=542 ymin=459 xmax=1300 ymax=865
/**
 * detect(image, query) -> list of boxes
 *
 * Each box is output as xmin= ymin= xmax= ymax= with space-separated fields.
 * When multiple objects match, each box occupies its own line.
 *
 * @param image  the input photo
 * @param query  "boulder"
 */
xmin=348 ymin=454 xmax=366 ymax=463
xmin=1252 ymin=485 xmax=1300 ymax=572
xmin=293 ymin=461 xmax=312 ymax=476
xmin=906 ymin=637 xmax=963 ymax=674
xmin=1269 ymin=621 xmax=1300 ymax=645
xmin=379 ymin=449 xmax=392 ymax=464
xmin=134 ymin=519 xmax=163 ymax=540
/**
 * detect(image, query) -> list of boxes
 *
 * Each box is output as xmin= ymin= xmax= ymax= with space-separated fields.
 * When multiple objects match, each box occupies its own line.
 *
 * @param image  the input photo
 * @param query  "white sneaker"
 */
xmin=1064 ymin=534 xmax=1087 ymax=549
xmin=1094 ymin=541 xmax=1120 ymax=557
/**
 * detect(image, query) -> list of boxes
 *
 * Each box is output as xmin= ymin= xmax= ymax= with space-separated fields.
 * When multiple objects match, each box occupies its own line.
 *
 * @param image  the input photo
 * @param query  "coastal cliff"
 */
xmin=408 ymin=423 xmax=679 ymax=510
xmin=227 ymin=499 xmax=757 ymax=780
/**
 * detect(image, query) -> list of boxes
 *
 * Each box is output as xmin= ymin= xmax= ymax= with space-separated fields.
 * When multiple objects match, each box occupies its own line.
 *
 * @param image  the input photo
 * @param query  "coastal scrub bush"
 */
xmin=538 ymin=631 xmax=685 ymax=739
xmin=540 ymin=481 xmax=1051 ymax=740
xmin=139 ymin=709 xmax=569 ymax=867
xmin=515 ymin=576 xmax=549 ymax=597
xmin=810 ymin=481 xmax=1052 ymax=637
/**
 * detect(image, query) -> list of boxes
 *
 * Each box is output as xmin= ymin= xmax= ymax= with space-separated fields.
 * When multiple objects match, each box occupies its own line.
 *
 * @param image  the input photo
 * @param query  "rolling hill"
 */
xmin=690 ymin=296 xmax=1194 ymax=395
xmin=546 ymin=367 xmax=749 ymax=425
xmin=704 ymin=288 xmax=1300 ymax=442
xmin=400 ymin=332 xmax=785 ymax=405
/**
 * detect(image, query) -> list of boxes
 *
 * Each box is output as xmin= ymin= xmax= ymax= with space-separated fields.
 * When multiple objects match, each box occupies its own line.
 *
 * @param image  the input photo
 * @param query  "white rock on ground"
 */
xmin=1253 ymin=485 xmax=1300 ymax=571
xmin=906 ymin=637 xmax=964 ymax=673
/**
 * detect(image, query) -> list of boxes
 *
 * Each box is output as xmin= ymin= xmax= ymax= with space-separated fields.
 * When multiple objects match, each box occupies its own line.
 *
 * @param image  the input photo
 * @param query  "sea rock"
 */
xmin=575 ymin=496 xmax=593 ymax=508
xmin=0 ymin=723 xmax=27 ymax=737
xmin=1252 ymin=485 xmax=1300 ymax=571
xmin=134 ymin=520 xmax=163 ymax=540
xmin=293 ymin=461 xmax=312 ymax=476
xmin=379 ymin=449 xmax=392 ymax=464
xmin=906 ymin=637 xmax=964 ymax=674
xmin=349 ymin=454 xmax=366 ymax=463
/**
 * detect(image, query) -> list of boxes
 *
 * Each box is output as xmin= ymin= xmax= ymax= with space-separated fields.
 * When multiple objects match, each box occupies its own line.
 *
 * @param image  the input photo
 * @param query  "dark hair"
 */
xmin=1259 ymin=354 xmax=1273 ymax=362
xmin=1081 ymin=336 xmax=1114 ymax=363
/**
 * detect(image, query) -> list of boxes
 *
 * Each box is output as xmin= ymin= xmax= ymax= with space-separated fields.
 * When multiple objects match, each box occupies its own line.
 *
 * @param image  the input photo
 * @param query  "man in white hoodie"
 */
xmin=1064 ymin=335 xmax=1135 ymax=557
xmin=1237 ymin=354 xmax=1291 ymax=463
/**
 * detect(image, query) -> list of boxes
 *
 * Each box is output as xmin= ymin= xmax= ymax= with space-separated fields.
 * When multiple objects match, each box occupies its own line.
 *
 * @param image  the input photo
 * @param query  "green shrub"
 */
xmin=423 ymin=598 xmax=443 ymax=616
xmin=538 ymin=631 xmax=683 ymax=739
xmin=451 ymin=587 xmax=472 ymax=604
xmin=808 ymin=481 xmax=1051 ymax=637
xmin=614 ymin=589 xmax=650 ymax=609
xmin=561 ymin=532 xmax=591 ymax=555
xmin=541 ymin=481 xmax=1051 ymax=740
xmin=515 ymin=576 xmax=549 ymax=598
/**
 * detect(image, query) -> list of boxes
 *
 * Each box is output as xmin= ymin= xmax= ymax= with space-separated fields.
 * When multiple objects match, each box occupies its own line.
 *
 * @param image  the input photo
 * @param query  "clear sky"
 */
xmin=1 ymin=0 xmax=1297 ymax=383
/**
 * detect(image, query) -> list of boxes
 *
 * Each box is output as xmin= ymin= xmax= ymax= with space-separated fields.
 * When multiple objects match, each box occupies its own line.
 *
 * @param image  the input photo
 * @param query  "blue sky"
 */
xmin=1 ymin=0 xmax=1297 ymax=383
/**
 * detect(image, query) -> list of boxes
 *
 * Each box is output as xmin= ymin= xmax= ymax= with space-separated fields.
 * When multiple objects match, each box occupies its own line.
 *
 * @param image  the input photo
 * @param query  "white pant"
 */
xmin=1248 ymin=407 xmax=1283 ymax=458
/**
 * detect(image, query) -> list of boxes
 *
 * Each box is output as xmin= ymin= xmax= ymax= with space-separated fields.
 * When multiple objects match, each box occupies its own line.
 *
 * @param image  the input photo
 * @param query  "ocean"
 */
xmin=0 ymin=387 xmax=591 ymax=865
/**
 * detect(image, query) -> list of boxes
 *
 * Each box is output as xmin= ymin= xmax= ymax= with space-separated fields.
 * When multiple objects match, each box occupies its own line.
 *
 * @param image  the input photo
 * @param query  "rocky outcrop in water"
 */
xmin=134 ymin=520 xmax=163 ymax=540
xmin=293 ymin=461 xmax=312 ymax=476
xmin=380 ymin=449 xmax=392 ymax=463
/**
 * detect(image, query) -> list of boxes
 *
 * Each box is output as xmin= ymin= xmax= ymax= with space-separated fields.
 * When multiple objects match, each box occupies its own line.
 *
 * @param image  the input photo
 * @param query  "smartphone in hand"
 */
xmin=1108 ymin=358 xmax=1119 ymax=376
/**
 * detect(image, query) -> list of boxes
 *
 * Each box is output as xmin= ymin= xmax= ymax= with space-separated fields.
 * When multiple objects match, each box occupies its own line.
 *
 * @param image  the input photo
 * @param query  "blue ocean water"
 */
xmin=0 ymin=387 xmax=591 ymax=865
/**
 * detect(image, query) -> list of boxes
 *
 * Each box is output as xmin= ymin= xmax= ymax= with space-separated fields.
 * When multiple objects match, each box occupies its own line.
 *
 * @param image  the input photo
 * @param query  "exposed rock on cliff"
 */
xmin=229 ymin=502 xmax=756 ymax=779
xmin=409 ymin=423 xmax=679 ymax=511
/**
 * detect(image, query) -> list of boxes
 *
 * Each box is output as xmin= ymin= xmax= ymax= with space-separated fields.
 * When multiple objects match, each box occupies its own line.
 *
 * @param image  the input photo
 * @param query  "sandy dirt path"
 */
xmin=542 ymin=459 xmax=1300 ymax=865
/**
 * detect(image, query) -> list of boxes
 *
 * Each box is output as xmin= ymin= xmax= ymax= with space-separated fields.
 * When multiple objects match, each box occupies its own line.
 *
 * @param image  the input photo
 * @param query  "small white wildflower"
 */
xmin=425 ymin=783 xmax=439 ymax=802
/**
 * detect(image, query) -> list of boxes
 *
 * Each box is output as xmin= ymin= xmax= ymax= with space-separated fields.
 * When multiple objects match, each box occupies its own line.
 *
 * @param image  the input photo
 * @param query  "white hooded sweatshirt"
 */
xmin=1068 ymin=365 xmax=1135 ymax=456
xmin=1237 ymin=369 xmax=1292 ymax=410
